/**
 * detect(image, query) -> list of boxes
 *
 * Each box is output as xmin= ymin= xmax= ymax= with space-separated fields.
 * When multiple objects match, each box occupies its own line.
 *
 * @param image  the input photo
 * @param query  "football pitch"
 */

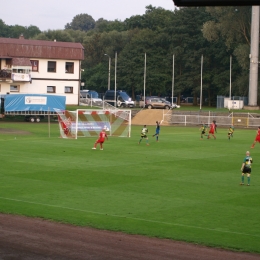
xmin=0 ymin=122 xmax=259 ymax=253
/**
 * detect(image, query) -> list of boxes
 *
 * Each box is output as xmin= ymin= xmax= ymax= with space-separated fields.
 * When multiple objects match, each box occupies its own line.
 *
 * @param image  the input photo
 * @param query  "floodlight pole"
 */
xmin=200 ymin=55 xmax=203 ymax=110
xmin=229 ymin=55 xmax=232 ymax=99
xmin=104 ymin=54 xmax=111 ymax=90
xmin=114 ymin=51 xmax=117 ymax=107
xmin=143 ymin=52 xmax=146 ymax=108
xmin=172 ymin=55 xmax=174 ymax=106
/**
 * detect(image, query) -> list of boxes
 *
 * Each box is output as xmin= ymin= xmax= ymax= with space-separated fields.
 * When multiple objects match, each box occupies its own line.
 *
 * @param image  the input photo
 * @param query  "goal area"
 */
xmin=55 ymin=109 xmax=131 ymax=139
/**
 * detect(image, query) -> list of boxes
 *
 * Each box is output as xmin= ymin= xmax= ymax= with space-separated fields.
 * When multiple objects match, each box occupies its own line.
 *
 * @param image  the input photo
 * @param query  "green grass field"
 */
xmin=0 ymin=122 xmax=260 ymax=254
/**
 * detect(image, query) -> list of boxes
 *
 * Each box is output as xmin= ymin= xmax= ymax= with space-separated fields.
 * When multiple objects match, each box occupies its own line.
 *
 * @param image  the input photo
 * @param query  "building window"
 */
xmin=47 ymin=86 xmax=56 ymax=93
xmin=65 ymin=62 xmax=74 ymax=73
xmin=31 ymin=60 xmax=39 ymax=72
xmin=10 ymin=85 xmax=20 ymax=92
xmin=47 ymin=61 xmax=56 ymax=72
xmin=65 ymin=86 xmax=73 ymax=93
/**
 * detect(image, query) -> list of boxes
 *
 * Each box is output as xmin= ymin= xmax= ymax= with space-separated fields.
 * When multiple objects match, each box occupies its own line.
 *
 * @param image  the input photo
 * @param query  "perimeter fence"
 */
xmin=164 ymin=111 xmax=260 ymax=128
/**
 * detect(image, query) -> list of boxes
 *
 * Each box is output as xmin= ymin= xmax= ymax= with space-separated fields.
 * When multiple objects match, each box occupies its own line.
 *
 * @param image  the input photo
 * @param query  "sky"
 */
xmin=0 ymin=0 xmax=175 ymax=31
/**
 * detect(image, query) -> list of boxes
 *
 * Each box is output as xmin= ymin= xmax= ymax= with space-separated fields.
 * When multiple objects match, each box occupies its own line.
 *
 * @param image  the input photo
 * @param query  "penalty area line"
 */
xmin=0 ymin=196 xmax=259 ymax=238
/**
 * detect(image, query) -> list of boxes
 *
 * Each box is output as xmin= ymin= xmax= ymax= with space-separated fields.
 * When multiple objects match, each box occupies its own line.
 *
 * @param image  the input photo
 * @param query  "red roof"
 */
xmin=0 ymin=37 xmax=84 ymax=60
xmin=12 ymin=57 xmax=32 ymax=66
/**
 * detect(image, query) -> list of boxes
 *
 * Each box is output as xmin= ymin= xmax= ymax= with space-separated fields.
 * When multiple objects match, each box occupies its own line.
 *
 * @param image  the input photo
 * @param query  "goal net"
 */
xmin=55 ymin=109 xmax=131 ymax=139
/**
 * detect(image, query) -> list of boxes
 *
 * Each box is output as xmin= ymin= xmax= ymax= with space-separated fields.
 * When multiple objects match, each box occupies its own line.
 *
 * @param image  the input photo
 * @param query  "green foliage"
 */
xmin=1 ymin=5 xmax=257 ymax=105
xmin=34 ymin=29 xmax=74 ymax=42
xmin=0 ymin=21 xmax=41 ymax=39
xmin=65 ymin=13 xmax=95 ymax=31
xmin=94 ymin=18 xmax=112 ymax=32
xmin=0 ymin=123 xmax=260 ymax=253
xmin=102 ymin=20 xmax=127 ymax=32
xmin=0 ymin=19 xmax=9 ymax=37
xmin=203 ymin=7 xmax=251 ymax=48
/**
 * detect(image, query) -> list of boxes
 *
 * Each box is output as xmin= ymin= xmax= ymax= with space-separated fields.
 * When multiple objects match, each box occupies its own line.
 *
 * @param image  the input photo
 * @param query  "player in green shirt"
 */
xmin=199 ymin=123 xmax=208 ymax=139
xmin=240 ymin=151 xmax=253 ymax=186
xmin=228 ymin=125 xmax=234 ymax=140
xmin=139 ymin=125 xmax=149 ymax=146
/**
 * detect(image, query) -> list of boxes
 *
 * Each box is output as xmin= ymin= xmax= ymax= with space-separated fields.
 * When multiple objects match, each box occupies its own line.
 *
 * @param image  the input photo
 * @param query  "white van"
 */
xmin=104 ymin=90 xmax=135 ymax=108
xmin=80 ymin=90 xmax=103 ymax=106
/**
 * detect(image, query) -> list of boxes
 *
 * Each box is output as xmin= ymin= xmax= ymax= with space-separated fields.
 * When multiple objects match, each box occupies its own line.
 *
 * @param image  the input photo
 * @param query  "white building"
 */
xmin=0 ymin=35 xmax=84 ymax=105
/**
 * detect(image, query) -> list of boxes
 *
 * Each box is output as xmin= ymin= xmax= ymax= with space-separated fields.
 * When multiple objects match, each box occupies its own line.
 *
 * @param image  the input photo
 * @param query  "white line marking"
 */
xmin=0 ymin=196 xmax=259 ymax=238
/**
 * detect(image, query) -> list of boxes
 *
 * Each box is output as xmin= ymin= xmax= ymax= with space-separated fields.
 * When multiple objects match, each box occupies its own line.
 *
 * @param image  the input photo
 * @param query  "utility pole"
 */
xmin=248 ymin=6 xmax=259 ymax=107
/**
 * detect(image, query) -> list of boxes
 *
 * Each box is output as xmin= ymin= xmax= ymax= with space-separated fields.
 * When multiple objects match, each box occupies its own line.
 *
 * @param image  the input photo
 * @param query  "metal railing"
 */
xmin=165 ymin=112 xmax=260 ymax=128
xmin=0 ymin=69 xmax=11 ymax=79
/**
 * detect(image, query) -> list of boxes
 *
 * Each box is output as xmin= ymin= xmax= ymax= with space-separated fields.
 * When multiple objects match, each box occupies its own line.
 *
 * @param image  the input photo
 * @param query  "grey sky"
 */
xmin=0 ymin=0 xmax=175 ymax=31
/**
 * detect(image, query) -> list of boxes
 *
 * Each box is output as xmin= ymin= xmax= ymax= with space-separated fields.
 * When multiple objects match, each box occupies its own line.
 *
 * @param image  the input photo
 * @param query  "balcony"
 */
xmin=0 ymin=69 xmax=11 ymax=81
xmin=12 ymin=72 xmax=31 ymax=82
xmin=0 ymin=57 xmax=32 ymax=82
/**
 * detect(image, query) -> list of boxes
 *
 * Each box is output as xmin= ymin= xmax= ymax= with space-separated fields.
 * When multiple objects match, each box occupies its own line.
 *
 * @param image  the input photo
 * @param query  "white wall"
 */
xmin=0 ymin=58 xmax=81 ymax=105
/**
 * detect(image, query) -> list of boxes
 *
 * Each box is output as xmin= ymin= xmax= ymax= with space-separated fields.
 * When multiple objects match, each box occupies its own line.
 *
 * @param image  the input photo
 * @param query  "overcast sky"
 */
xmin=0 ymin=0 xmax=175 ymax=31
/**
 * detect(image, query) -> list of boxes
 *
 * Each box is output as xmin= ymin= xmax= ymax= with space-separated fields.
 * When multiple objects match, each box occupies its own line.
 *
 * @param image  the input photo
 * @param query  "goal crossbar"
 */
xmin=55 ymin=109 xmax=131 ymax=139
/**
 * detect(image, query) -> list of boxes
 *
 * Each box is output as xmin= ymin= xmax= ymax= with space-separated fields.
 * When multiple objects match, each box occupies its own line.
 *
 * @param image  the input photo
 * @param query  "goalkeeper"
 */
xmin=92 ymin=128 xmax=108 ymax=150
xmin=152 ymin=121 xmax=160 ymax=142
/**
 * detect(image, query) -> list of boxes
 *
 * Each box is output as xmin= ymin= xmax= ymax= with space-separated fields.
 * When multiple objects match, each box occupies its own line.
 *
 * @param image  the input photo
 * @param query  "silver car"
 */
xmin=145 ymin=97 xmax=172 ymax=110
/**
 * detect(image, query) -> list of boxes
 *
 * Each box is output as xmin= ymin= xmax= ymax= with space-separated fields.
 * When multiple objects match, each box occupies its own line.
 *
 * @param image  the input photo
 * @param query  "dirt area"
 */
xmin=132 ymin=109 xmax=170 ymax=126
xmin=0 ymin=128 xmax=31 ymax=135
xmin=1 ymin=214 xmax=260 ymax=260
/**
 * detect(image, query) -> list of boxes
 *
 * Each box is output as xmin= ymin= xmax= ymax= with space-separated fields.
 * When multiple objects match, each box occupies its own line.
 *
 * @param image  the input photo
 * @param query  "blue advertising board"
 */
xmin=4 ymin=94 xmax=66 ymax=112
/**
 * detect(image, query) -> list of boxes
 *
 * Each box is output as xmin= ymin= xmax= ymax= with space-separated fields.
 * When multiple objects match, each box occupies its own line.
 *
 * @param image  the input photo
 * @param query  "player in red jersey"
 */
xmin=207 ymin=120 xmax=216 ymax=139
xmin=92 ymin=128 xmax=108 ymax=150
xmin=251 ymin=126 xmax=260 ymax=148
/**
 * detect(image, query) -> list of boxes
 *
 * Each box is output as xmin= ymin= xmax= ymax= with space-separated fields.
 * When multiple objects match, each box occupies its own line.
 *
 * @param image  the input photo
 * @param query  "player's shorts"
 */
xmin=255 ymin=136 xmax=260 ymax=142
xmin=209 ymin=130 xmax=215 ymax=134
xmin=96 ymin=139 xmax=104 ymax=144
xmin=201 ymin=130 xmax=205 ymax=134
xmin=242 ymin=167 xmax=251 ymax=174
xmin=141 ymin=134 xmax=147 ymax=138
xmin=155 ymin=130 xmax=160 ymax=135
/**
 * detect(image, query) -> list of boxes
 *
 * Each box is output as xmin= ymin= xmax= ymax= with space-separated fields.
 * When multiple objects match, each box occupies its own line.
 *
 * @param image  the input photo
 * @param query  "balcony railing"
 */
xmin=0 ymin=69 xmax=11 ymax=80
xmin=0 ymin=69 xmax=31 ymax=82
xmin=11 ymin=73 xmax=31 ymax=82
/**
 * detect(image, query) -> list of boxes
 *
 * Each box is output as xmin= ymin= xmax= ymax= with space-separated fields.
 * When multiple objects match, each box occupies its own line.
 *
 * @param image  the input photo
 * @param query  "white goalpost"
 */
xmin=55 ymin=109 xmax=131 ymax=139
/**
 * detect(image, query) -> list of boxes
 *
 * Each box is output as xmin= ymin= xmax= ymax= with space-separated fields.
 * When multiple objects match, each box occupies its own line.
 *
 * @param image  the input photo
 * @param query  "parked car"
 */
xmin=160 ymin=98 xmax=180 ymax=108
xmin=104 ymin=90 xmax=135 ymax=108
xmin=145 ymin=97 xmax=174 ymax=110
xmin=80 ymin=90 xmax=103 ymax=106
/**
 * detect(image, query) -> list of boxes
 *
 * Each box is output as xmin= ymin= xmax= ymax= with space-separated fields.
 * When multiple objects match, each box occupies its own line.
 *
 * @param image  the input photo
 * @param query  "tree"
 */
xmin=165 ymin=7 xmax=213 ymax=104
xmin=202 ymin=7 xmax=251 ymax=48
xmin=125 ymin=5 xmax=173 ymax=31
xmin=8 ymin=25 xmax=27 ymax=38
xmin=94 ymin=18 xmax=111 ymax=32
xmin=202 ymin=6 xmax=252 ymax=99
xmin=0 ymin=19 xmax=9 ymax=37
xmin=118 ymin=28 xmax=173 ymax=99
xmin=34 ymin=30 xmax=74 ymax=42
xmin=81 ymin=30 xmax=131 ymax=91
xmin=24 ymin=25 xmax=41 ymax=39
xmin=65 ymin=13 xmax=95 ymax=32
xmin=0 ymin=23 xmax=41 ymax=39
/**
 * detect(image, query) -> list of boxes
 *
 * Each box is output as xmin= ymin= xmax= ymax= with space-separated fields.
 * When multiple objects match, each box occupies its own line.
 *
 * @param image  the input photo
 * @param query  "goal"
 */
xmin=55 ymin=109 xmax=131 ymax=139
